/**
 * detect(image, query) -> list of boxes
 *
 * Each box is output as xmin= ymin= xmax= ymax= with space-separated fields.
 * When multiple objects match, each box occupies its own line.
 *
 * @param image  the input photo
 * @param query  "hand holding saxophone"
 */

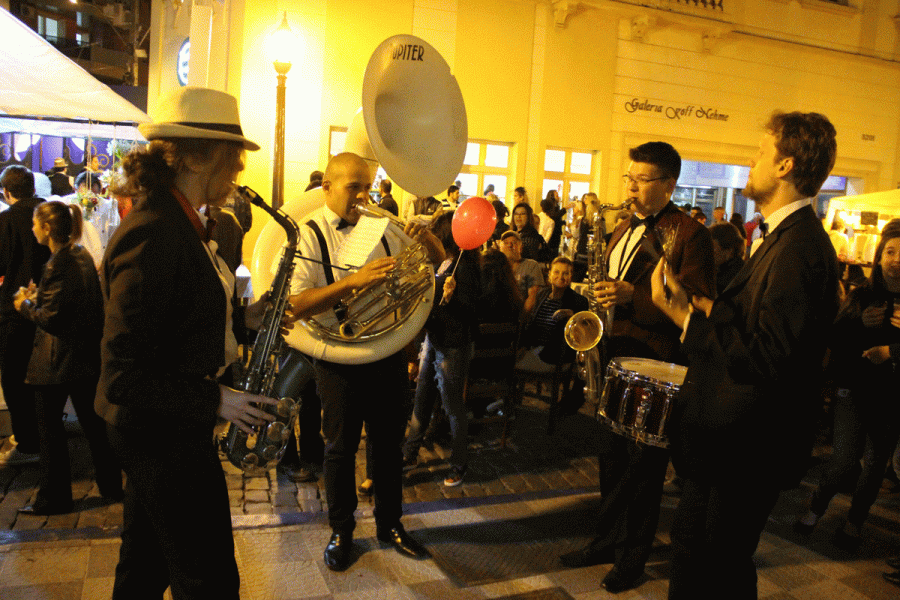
xmin=246 ymin=290 xmax=295 ymax=335
xmin=593 ymin=279 xmax=635 ymax=309
xmin=218 ymin=385 xmax=277 ymax=435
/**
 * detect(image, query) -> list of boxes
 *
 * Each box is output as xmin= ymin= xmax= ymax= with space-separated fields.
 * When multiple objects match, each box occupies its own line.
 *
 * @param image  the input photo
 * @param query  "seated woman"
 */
xmin=517 ymin=256 xmax=588 ymax=371
xmin=14 ymin=201 xmax=122 ymax=515
xmin=794 ymin=219 xmax=900 ymax=548
xmin=403 ymin=212 xmax=481 ymax=487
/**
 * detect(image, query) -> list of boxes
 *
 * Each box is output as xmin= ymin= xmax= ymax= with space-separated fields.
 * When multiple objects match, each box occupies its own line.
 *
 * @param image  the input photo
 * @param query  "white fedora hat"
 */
xmin=139 ymin=87 xmax=259 ymax=151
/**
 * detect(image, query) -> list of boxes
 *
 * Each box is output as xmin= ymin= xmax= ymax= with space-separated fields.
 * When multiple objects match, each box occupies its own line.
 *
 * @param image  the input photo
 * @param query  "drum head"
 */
xmin=616 ymin=357 xmax=686 ymax=386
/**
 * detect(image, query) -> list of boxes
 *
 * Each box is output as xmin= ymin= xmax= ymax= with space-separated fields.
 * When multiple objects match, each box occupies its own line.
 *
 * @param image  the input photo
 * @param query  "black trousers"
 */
xmin=315 ymin=352 xmax=407 ymax=534
xmin=668 ymin=476 xmax=780 ymax=600
xmin=33 ymin=377 xmax=121 ymax=505
xmin=107 ymin=423 xmax=239 ymax=600
xmin=593 ymin=429 xmax=669 ymax=579
xmin=0 ymin=317 xmax=39 ymax=452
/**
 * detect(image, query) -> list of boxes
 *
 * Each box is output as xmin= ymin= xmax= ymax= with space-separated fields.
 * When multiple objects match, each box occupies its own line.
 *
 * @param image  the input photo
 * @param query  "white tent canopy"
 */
xmin=0 ymin=7 xmax=149 ymax=138
xmin=826 ymin=189 xmax=900 ymax=232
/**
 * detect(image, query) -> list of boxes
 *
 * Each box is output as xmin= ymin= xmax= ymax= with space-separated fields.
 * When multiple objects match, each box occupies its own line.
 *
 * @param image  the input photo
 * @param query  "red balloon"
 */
xmin=452 ymin=196 xmax=497 ymax=250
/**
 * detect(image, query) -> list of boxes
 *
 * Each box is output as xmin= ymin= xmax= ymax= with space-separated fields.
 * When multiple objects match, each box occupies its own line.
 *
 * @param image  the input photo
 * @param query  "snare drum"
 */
xmin=596 ymin=357 xmax=686 ymax=448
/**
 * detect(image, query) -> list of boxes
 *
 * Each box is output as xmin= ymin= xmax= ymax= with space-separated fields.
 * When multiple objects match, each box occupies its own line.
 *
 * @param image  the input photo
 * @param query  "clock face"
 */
xmin=177 ymin=38 xmax=190 ymax=86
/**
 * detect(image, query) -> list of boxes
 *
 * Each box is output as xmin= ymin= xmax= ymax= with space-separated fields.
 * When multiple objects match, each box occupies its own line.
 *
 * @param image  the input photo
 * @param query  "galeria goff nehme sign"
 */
xmin=624 ymin=98 xmax=730 ymax=122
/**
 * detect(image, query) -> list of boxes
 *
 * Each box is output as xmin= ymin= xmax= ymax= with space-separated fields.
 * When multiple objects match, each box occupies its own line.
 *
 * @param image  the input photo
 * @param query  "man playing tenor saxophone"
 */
xmin=288 ymin=152 xmax=444 ymax=572
xmin=560 ymin=142 xmax=715 ymax=593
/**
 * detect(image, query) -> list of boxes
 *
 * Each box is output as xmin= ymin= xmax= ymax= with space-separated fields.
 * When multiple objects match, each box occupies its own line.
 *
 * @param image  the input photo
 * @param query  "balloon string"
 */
xmin=439 ymin=251 xmax=462 ymax=306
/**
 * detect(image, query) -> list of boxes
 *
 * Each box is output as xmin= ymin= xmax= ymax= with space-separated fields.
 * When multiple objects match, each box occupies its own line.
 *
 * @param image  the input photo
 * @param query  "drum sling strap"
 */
xmin=305 ymin=219 xmax=391 ymax=320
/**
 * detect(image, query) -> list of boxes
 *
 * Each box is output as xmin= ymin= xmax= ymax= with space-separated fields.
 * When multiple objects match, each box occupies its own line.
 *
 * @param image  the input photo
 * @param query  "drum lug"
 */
xmin=634 ymin=388 xmax=652 ymax=430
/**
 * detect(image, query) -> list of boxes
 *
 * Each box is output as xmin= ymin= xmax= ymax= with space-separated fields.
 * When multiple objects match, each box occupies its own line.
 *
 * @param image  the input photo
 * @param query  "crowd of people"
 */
xmin=0 ymin=86 xmax=898 ymax=598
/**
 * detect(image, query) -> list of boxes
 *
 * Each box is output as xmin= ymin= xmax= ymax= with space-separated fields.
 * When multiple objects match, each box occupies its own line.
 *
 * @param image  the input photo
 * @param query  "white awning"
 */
xmin=0 ymin=6 xmax=149 ymax=137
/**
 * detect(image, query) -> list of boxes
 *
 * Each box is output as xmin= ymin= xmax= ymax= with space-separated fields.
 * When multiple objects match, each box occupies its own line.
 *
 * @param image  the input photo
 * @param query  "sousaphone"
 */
xmin=251 ymin=34 xmax=468 ymax=364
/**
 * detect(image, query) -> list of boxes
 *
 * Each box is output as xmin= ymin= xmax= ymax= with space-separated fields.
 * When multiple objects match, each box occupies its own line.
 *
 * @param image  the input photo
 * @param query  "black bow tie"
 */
xmin=758 ymin=222 xmax=768 ymax=237
xmin=336 ymin=218 xmax=353 ymax=230
xmin=630 ymin=213 xmax=655 ymax=230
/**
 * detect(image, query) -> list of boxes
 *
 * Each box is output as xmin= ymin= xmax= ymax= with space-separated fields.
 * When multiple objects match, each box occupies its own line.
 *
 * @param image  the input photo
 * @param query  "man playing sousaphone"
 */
xmin=560 ymin=142 xmax=715 ymax=593
xmin=288 ymin=152 xmax=443 ymax=571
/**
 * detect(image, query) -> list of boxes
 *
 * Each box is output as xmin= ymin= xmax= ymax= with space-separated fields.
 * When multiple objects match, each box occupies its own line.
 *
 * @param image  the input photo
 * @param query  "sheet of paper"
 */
xmin=335 ymin=215 xmax=390 ymax=269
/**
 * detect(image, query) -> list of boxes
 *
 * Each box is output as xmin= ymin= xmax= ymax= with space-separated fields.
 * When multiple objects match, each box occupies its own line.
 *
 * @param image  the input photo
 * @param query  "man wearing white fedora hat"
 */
xmin=96 ymin=86 xmax=274 ymax=599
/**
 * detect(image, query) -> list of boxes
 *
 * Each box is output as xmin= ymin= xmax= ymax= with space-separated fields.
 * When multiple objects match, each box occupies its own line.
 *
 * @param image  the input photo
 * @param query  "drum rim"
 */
xmin=610 ymin=356 xmax=687 ymax=386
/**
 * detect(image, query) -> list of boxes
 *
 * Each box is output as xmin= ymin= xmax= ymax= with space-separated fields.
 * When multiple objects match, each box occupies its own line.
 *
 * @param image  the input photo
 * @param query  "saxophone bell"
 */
xmin=564 ymin=310 xmax=604 ymax=352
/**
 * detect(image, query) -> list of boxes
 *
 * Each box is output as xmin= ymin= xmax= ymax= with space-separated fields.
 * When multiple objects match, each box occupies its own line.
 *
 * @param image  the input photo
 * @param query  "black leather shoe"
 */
xmin=601 ymin=569 xmax=639 ymax=593
xmin=376 ymin=523 xmax=430 ymax=559
xmin=559 ymin=544 xmax=616 ymax=568
xmin=883 ymin=570 xmax=900 ymax=587
xmin=886 ymin=557 xmax=900 ymax=570
xmin=18 ymin=500 xmax=74 ymax=516
xmin=323 ymin=532 xmax=353 ymax=571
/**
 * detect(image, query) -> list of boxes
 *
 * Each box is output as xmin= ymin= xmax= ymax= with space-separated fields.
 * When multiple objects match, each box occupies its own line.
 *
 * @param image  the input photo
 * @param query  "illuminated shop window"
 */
xmin=457 ymin=141 xmax=512 ymax=200
xmin=542 ymin=148 xmax=594 ymax=202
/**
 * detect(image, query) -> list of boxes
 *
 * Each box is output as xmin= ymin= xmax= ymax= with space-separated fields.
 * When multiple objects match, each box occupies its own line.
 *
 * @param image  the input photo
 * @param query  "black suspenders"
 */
xmin=305 ymin=219 xmax=392 ymax=320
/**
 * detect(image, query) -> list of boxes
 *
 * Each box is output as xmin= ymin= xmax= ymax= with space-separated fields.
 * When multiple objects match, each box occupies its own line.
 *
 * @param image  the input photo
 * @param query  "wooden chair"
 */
xmin=514 ymin=340 xmax=577 ymax=435
xmin=464 ymin=322 xmax=519 ymax=448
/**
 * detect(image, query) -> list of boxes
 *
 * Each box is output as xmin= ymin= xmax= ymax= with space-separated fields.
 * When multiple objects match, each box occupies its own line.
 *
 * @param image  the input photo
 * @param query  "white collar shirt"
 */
xmin=289 ymin=204 xmax=404 ymax=317
xmin=749 ymin=198 xmax=812 ymax=257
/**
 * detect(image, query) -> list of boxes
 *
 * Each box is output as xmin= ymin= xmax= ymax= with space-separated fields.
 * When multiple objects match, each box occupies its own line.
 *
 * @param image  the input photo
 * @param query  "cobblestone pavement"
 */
xmin=2 ymin=396 xmax=900 ymax=599
xmin=0 ymin=396 xmax=604 ymax=534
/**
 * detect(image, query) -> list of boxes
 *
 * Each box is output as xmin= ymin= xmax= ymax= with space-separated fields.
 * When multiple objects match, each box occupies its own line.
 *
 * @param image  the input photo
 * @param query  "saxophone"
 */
xmin=221 ymin=186 xmax=304 ymax=473
xmin=563 ymin=201 xmax=631 ymax=407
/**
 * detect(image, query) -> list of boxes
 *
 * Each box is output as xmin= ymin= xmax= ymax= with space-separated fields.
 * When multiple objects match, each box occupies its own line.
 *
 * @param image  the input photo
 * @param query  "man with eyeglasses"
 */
xmin=559 ymin=142 xmax=714 ymax=594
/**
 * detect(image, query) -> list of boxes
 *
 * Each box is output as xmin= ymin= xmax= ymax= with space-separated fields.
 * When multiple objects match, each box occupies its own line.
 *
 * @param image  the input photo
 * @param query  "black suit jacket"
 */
xmin=95 ymin=189 xmax=227 ymax=431
xmin=671 ymin=205 xmax=840 ymax=486
xmin=20 ymin=245 xmax=103 ymax=385
xmin=0 ymin=196 xmax=52 ymax=319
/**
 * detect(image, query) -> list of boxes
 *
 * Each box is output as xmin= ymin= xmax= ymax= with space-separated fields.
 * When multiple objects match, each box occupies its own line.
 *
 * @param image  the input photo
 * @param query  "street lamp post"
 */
xmin=270 ymin=12 xmax=294 ymax=209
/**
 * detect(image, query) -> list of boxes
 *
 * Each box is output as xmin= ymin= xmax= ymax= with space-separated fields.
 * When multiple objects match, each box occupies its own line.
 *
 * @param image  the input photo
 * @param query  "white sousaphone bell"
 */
xmin=251 ymin=34 xmax=468 ymax=364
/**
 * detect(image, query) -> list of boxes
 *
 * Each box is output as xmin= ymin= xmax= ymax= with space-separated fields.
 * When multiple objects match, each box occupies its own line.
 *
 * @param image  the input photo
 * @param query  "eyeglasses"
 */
xmin=623 ymin=173 xmax=668 ymax=186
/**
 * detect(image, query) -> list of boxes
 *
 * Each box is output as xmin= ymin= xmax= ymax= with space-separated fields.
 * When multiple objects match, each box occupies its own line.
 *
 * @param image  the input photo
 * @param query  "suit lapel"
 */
xmin=720 ymin=204 xmax=815 ymax=297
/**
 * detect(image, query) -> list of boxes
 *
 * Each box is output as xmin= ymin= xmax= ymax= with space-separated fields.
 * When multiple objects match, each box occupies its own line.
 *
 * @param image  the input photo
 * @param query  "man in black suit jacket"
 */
xmin=0 ymin=166 xmax=51 ymax=465
xmin=652 ymin=112 xmax=840 ymax=599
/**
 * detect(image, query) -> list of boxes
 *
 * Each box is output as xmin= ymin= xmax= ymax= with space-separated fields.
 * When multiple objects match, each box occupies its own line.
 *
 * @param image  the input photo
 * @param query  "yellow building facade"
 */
xmin=146 ymin=0 xmax=900 ymax=262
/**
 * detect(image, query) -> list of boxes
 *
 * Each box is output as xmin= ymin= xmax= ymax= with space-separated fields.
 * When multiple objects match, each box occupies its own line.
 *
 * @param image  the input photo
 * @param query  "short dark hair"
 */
xmin=710 ymin=222 xmax=744 ymax=256
xmin=75 ymin=171 xmax=102 ymax=192
xmin=1 ymin=165 xmax=35 ymax=199
xmin=550 ymin=256 xmax=573 ymax=269
xmin=448 ymin=185 xmax=459 ymax=194
xmin=484 ymin=183 xmax=495 ymax=195
xmin=765 ymin=111 xmax=837 ymax=198
xmin=514 ymin=186 xmax=526 ymax=197
xmin=309 ymin=170 xmax=324 ymax=183
xmin=380 ymin=179 xmax=392 ymax=194
xmin=629 ymin=141 xmax=681 ymax=181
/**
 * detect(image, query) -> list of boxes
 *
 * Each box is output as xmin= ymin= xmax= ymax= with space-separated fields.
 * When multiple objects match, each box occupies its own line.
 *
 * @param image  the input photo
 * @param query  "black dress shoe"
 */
xmin=323 ymin=532 xmax=353 ymax=571
xmin=376 ymin=524 xmax=430 ymax=559
xmin=559 ymin=544 xmax=616 ymax=568
xmin=883 ymin=570 xmax=900 ymax=587
xmin=18 ymin=500 xmax=74 ymax=516
xmin=601 ymin=569 xmax=639 ymax=593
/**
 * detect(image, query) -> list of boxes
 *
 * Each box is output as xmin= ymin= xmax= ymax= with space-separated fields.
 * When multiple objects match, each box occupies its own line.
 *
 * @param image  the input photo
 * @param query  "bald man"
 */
xmin=289 ymin=152 xmax=442 ymax=572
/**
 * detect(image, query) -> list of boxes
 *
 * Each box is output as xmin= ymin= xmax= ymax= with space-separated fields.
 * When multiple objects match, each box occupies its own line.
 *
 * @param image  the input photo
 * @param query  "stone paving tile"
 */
xmin=245 ymin=490 xmax=269 ymax=503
